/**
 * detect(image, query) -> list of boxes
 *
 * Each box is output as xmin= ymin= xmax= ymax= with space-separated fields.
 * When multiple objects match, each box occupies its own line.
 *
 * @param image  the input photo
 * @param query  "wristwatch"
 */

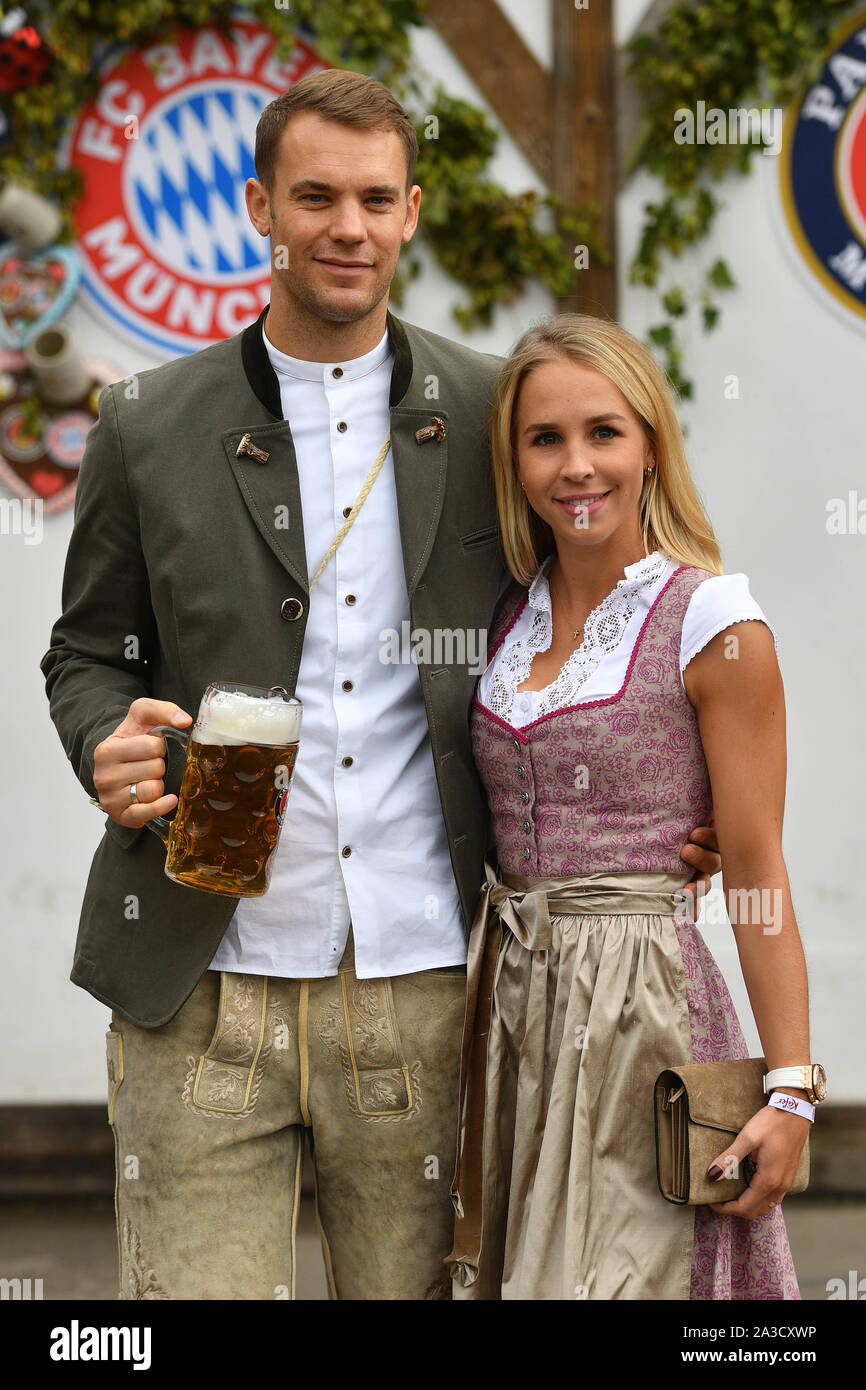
xmin=763 ymin=1064 xmax=827 ymax=1104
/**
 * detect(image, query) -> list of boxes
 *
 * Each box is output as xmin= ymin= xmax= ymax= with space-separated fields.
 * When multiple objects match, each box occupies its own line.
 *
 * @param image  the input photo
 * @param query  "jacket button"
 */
xmin=522 ymin=847 xmax=531 ymax=860
xmin=517 ymin=765 xmax=526 ymax=779
xmin=523 ymin=821 xmax=531 ymax=834
xmin=521 ymin=791 xmax=529 ymax=804
xmin=281 ymin=597 xmax=304 ymax=621
xmin=512 ymin=738 xmax=521 ymax=750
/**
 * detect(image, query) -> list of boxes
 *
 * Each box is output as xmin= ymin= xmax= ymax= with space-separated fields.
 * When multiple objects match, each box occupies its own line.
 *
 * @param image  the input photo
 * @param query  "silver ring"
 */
xmin=129 ymin=783 xmax=138 ymax=804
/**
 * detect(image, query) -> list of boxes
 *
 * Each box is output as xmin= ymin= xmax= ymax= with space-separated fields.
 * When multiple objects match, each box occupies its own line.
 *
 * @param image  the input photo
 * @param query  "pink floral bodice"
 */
xmin=472 ymin=565 xmax=715 ymax=876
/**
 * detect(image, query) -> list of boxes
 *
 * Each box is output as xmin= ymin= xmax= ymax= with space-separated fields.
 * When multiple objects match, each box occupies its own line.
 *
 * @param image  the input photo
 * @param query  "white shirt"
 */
xmin=208 ymin=322 xmax=466 ymax=979
xmin=477 ymin=550 xmax=777 ymax=727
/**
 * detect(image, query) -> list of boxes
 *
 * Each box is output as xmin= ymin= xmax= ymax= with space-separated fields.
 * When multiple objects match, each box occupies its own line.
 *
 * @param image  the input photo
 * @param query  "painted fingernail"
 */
xmin=707 ymin=1164 xmax=725 ymax=1181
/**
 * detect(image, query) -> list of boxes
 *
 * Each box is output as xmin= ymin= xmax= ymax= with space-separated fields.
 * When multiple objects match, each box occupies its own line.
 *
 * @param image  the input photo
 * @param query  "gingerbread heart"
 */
xmin=0 ymin=241 xmax=81 ymax=348
xmin=30 ymin=467 xmax=66 ymax=498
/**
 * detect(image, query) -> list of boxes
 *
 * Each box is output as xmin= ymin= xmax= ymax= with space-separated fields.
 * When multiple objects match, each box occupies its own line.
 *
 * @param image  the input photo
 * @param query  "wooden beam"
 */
xmin=552 ymin=0 xmax=617 ymax=317
xmin=423 ymin=0 xmax=553 ymax=184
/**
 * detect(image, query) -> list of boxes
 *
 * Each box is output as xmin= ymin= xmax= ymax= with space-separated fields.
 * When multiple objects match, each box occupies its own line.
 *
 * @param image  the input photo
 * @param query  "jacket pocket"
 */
xmin=460 ymin=524 xmax=501 ymax=550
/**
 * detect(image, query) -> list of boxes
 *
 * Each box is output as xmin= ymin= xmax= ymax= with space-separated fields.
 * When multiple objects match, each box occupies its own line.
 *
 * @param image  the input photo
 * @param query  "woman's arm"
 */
xmin=683 ymin=621 xmax=811 ymax=1218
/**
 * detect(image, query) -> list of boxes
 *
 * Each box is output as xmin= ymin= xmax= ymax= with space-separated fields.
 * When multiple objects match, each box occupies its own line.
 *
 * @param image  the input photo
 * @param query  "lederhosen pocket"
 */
xmin=106 ymin=1026 xmax=124 ymax=1125
xmin=339 ymin=973 xmax=415 ymax=1118
xmin=191 ymin=972 xmax=269 ymax=1115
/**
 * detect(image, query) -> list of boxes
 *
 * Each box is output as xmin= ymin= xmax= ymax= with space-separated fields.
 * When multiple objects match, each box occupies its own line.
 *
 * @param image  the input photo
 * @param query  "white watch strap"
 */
xmin=768 ymin=1092 xmax=815 ymax=1123
xmin=762 ymin=1066 xmax=810 ymax=1095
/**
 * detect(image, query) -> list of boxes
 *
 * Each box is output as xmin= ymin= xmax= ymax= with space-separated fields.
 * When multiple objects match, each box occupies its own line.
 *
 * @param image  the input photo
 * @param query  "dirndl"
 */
xmin=446 ymin=861 xmax=800 ymax=1301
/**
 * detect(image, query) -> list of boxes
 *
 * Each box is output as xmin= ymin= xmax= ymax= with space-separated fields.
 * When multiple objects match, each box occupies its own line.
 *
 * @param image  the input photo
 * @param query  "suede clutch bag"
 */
xmin=654 ymin=1058 xmax=810 ymax=1205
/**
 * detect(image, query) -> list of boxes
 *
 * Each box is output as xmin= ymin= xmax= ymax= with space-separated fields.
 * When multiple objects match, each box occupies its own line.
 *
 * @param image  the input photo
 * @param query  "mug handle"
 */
xmin=144 ymin=723 xmax=191 ymax=843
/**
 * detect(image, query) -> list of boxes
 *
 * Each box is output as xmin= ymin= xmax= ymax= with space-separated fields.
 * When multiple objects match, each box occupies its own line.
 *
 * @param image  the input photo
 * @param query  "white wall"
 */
xmin=2 ymin=0 xmax=861 ymax=1101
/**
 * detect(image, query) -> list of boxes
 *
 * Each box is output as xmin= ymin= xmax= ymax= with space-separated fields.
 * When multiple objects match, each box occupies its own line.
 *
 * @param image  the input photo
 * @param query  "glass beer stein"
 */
xmin=146 ymin=681 xmax=303 ymax=897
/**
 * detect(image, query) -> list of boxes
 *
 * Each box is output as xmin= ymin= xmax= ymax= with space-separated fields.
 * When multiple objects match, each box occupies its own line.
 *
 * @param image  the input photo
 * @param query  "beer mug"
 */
xmin=146 ymin=681 xmax=302 ymax=897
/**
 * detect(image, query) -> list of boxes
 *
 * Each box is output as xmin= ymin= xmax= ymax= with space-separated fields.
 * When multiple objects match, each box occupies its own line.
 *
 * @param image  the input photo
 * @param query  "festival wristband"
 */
xmin=767 ymin=1092 xmax=815 ymax=1123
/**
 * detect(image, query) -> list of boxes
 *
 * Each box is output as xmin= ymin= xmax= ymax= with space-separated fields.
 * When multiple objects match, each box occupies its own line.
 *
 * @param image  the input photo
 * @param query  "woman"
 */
xmin=446 ymin=315 xmax=814 ymax=1300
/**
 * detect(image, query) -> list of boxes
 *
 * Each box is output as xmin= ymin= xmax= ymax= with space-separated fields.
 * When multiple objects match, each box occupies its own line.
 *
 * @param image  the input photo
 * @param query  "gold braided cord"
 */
xmin=308 ymin=432 xmax=391 ymax=590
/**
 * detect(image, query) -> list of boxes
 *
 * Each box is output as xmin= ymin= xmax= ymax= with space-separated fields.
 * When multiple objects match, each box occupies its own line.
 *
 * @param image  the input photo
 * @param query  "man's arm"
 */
xmin=680 ymin=818 xmax=721 ymax=896
xmin=40 ymin=384 xmax=157 ymax=801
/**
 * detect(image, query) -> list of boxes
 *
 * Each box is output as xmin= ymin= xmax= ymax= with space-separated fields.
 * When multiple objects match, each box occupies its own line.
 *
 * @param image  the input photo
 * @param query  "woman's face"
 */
xmin=514 ymin=356 xmax=653 ymax=555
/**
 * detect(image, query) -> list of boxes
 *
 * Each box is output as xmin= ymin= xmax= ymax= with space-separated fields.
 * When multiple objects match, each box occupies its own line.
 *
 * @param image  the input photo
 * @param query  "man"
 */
xmin=41 ymin=69 xmax=720 ymax=1300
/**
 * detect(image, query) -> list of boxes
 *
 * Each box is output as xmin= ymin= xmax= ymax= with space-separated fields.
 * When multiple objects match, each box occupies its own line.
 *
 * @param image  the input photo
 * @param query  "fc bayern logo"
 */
xmin=780 ymin=10 xmax=866 ymax=329
xmin=66 ymin=17 xmax=325 ymax=355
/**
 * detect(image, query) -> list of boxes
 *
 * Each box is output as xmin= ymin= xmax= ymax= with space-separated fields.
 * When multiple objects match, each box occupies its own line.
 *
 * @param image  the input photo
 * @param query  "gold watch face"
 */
xmin=811 ymin=1063 xmax=827 ymax=1102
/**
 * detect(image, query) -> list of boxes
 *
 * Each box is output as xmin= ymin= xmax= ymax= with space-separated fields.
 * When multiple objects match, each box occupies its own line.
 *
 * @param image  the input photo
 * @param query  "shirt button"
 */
xmin=345 ymin=594 xmax=357 ymax=605
xmin=523 ymin=821 xmax=531 ymax=834
xmin=522 ymin=847 xmax=531 ymax=860
xmin=332 ymin=367 xmax=343 ymax=378
xmin=521 ymin=791 xmax=529 ymax=804
xmin=512 ymin=738 xmax=520 ymax=751
xmin=342 ymin=756 xmax=354 ymax=768
xmin=342 ymin=505 xmax=352 ymax=518
xmin=342 ymin=679 xmax=354 ymax=692
xmin=517 ymin=765 xmax=526 ymax=779
xmin=341 ymin=845 xmax=352 ymax=857
xmin=337 ymin=420 xmax=348 ymax=433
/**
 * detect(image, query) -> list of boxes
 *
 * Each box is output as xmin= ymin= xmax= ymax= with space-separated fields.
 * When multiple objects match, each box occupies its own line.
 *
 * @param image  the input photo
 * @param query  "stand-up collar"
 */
xmin=240 ymin=302 xmax=413 ymax=420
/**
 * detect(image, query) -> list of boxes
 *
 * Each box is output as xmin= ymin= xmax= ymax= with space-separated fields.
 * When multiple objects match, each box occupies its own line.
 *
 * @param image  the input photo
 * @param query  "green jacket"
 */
xmin=41 ymin=305 xmax=507 ymax=1027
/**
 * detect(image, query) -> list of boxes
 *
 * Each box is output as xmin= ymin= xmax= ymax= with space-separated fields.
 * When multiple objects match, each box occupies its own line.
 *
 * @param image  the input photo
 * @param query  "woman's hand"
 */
xmin=706 ymin=1104 xmax=810 ymax=1219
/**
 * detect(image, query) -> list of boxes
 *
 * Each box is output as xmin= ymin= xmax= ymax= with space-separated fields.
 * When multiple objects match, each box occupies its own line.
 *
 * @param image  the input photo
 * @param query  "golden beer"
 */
xmin=148 ymin=683 xmax=302 ymax=897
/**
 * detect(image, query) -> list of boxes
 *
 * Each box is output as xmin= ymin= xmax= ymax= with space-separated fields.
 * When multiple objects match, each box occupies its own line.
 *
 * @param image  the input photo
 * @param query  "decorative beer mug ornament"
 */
xmin=146 ymin=681 xmax=302 ymax=897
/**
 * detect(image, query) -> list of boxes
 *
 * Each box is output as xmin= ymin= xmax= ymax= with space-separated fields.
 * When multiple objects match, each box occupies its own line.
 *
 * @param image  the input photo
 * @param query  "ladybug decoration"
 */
xmin=0 ymin=8 xmax=52 ymax=95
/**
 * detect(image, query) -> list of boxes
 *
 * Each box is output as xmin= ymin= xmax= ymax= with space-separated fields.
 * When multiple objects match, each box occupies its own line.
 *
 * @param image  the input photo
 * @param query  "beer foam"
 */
xmin=195 ymin=689 xmax=302 ymax=747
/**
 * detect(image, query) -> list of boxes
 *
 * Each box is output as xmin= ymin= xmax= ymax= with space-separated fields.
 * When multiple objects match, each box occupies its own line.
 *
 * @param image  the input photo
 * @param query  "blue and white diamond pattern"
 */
xmin=125 ymin=82 xmax=271 ymax=282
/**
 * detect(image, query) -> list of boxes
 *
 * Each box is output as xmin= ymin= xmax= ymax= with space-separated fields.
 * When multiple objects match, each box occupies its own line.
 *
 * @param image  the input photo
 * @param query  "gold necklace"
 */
xmin=550 ymin=569 xmax=586 ymax=643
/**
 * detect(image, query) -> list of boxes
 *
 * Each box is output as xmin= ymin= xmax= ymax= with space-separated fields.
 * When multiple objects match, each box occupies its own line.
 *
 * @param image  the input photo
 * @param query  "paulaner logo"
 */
xmin=780 ymin=10 xmax=866 ymax=328
xmin=49 ymin=1321 xmax=152 ymax=1371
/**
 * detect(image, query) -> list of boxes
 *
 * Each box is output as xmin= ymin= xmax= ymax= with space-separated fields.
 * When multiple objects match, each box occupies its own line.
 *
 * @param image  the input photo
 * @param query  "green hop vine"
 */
xmin=625 ymin=0 xmax=859 ymax=397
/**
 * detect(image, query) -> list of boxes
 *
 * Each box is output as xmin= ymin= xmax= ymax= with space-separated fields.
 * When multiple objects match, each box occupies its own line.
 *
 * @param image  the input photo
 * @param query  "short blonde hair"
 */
xmin=491 ymin=314 xmax=723 ymax=585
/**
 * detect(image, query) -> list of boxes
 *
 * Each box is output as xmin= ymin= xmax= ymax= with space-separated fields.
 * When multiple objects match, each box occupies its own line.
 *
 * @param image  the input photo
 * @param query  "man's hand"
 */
xmin=679 ymin=819 xmax=720 ymax=899
xmin=93 ymin=698 xmax=192 ymax=828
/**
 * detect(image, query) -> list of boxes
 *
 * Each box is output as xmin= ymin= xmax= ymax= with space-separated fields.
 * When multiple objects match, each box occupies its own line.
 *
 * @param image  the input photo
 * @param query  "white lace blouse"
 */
xmin=477 ymin=551 xmax=777 ymax=729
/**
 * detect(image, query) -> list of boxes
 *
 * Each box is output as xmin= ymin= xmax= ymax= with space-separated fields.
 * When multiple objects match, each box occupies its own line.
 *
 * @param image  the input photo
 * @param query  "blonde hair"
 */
xmin=491 ymin=314 xmax=723 ymax=585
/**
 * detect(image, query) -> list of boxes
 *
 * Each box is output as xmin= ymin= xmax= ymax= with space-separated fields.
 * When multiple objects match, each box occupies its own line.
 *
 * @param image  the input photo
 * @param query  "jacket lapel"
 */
xmin=222 ymin=420 xmax=310 ymax=594
xmin=235 ymin=303 xmax=448 ymax=599
xmin=389 ymin=402 xmax=449 ymax=598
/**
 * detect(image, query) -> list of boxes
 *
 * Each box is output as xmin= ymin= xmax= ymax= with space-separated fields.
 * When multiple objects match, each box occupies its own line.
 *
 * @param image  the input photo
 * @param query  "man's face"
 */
xmin=246 ymin=111 xmax=421 ymax=324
